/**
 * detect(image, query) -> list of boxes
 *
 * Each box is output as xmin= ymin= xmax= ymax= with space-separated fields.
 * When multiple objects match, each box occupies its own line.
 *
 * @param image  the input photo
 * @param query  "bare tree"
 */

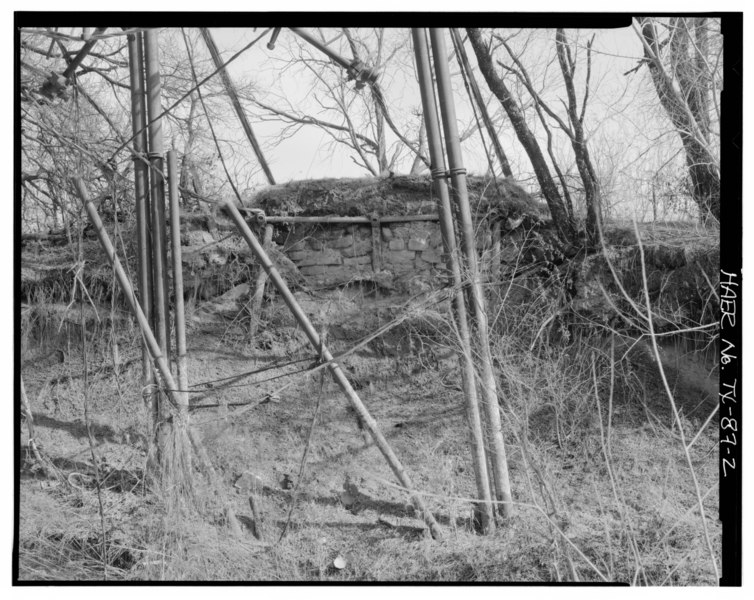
xmin=467 ymin=28 xmax=578 ymax=249
xmin=634 ymin=17 xmax=721 ymax=222
xmin=160 ymin=28 xmax=261 ymax=203
xmin=248 ymin=28 xmax=429 ymax=177
xmin=20 ymin=29 xmax=132 ymax=234
xmin=468 ymin=28 xmax=612 ymax=247
xmin=554 ymin=28 xmax=602 ymax=246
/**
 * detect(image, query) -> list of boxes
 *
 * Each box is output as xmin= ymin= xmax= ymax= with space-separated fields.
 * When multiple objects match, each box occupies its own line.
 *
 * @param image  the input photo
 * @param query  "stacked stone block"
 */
xmin=283 ymin=220 xmax=447 ymax=294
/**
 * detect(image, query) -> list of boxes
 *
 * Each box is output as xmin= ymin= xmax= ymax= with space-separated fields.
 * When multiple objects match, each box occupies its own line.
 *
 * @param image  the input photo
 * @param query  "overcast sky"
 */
xmin=180 ymin=24 xmax=695 ymax=222
xmin=205 ymin=25 xmax=647 ymax=185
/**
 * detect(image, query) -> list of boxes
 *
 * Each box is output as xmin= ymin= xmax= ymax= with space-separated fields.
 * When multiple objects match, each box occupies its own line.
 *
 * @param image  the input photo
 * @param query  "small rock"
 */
xmin=407 ymin=237 xmax=428 ymax=251
xmin=234 ymin=472 xmax=264 ymax=493
xmin=339 ymin=490 xmax=355 ymax=509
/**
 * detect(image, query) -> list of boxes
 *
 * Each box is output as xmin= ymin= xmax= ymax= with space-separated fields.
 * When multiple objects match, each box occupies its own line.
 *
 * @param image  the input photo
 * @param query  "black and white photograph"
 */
xmin=13 ymin=10 xmax=742 ymax=586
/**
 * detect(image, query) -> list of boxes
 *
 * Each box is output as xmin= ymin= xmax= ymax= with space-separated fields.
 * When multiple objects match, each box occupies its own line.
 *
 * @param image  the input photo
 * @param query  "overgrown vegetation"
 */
xmin=19 ymin=212 xmax=720 ymax=582
xmin=18 ymin=22 xmax=724 ymax=584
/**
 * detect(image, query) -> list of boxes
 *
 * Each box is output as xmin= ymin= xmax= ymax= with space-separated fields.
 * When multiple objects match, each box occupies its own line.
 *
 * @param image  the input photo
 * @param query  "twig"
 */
xmin=77 ymin=233 xmax=108 ymax=580
xmin=248 ymin=491 xmax=266 ymax=542
xmin=20 ymin=378 xmax=66 ymax=484
xmin=182 ymin=29 xmax=246 ymax=207
xmin=106 ymin=28 xmax=272 ymax=163
xmin=632 ymin=219 xmax=719 ymax=580
xmin=358 ymin=468 xmax=610 ymax=582
xmin=277 ymin=380 xmax=323 ymax=543
xmin=686 ymin=404 xmax=719 ymax=451
xmin=657 ymin=485 xmax=716 ymax=547
xmin=591 ymin=354 xmax=647 ymax=582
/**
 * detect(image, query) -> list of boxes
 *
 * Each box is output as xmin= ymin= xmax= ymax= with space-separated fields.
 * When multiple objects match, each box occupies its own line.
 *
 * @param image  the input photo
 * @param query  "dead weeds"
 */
xmin=17 ymin=286 xmax=721 ymax=583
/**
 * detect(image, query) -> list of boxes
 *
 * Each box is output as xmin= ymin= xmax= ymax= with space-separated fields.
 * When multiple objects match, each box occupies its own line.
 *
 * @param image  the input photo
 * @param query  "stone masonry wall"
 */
xmin=281 ymin=220 xmax=448 ymax=295
xmin=174 ymin=176 xmax=544 ymax=298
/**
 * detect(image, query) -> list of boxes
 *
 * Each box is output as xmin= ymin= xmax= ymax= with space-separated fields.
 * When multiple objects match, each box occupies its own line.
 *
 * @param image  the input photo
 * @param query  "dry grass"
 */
xmin=17 ymin=251 xmax=721 ymax=583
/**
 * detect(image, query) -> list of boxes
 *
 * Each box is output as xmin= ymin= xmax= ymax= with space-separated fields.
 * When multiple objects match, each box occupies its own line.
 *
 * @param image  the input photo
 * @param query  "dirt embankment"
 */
xmin=21 ymin=177 xmax=719 ymax=370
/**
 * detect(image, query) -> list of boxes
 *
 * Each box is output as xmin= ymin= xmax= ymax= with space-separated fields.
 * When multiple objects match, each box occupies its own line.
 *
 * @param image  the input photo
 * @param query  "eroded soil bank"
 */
xmin=19 ymin=177 xmax=720 ymax=582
